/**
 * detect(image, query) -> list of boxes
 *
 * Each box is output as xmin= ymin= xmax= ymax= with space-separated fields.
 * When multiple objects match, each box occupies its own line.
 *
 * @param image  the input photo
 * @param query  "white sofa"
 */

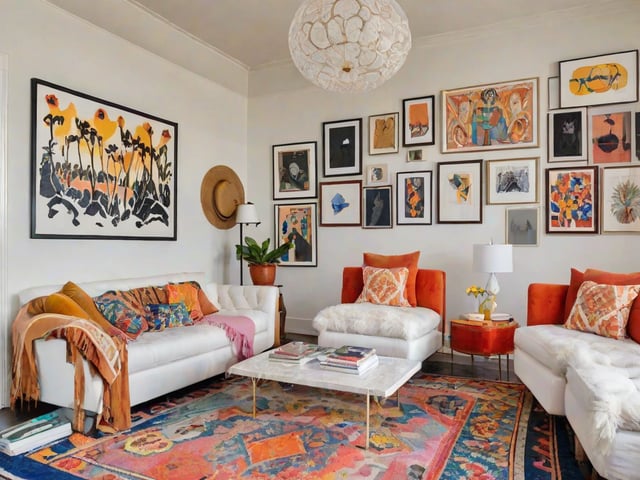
xmin=15 ymin=272 xmax=278 ymax=416
xmin=514 ymin=281 xmax=640 ymax=480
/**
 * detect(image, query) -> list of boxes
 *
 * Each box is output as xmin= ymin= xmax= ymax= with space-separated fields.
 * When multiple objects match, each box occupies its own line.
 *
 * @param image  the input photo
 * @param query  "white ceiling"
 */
xmin=47 ymin=0 xmax=604 ymax=71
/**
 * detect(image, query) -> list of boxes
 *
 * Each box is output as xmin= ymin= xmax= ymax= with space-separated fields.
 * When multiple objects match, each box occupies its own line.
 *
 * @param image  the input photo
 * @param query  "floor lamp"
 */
xmin=235 ymin=203 xmax=260 ymax=285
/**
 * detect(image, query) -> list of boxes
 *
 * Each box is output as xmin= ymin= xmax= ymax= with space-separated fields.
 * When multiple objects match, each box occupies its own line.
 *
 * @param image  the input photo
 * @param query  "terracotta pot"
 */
xmin=249 ymin=264 xmax=276 ymax=285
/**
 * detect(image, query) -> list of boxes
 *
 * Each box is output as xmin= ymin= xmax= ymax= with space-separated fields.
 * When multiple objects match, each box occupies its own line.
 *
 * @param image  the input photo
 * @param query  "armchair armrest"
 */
xmin=527 ymin=283 xmax=568 ymax=325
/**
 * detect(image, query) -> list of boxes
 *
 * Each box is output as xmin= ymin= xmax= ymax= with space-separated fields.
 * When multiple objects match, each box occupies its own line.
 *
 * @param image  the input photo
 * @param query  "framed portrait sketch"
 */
xmin=368 ymin=112 xmax=399 ymax=155
xmin=506 ymin=206 xmax=540 ymax=246
xmin=559 ymin=49 xmax=639 ymax=108
xmin=396 ymin=171 xmax=432 ymax=225
xmin=322 ymin=118 xmax=362 ymax=177
xmin=545 ymin=166 xmax=598 ymax=234
xmin=319 ymin=180 xmax=362 ymax=227
xmin=441 ymin=77 xmax=538 ymax=153
xmin=30 ymin=78 xmax=178 ymax=240
xmin=362 ymin=185 xmax=392 ymax=228
xmin=365 ymin=163 xmax=388 ymax=185
xmin=402 ymin=95 xmax=435 ymax=146
xmin=274 ymin=203 xmax=317 ymax=266
xmin=436 ymin=160 xmax=483 ymax=224
xmin=486 ymin=157 xmax=538 ymax=205
xmin=588 ymin=105 xmax=634 ymax=164
xmin=272 ymin=141 xmax=317 ymax=200
xmin=601 ymin=165 xmax=640 ymax=233
xmin=548 ymin=108 xmax=587 ymax=162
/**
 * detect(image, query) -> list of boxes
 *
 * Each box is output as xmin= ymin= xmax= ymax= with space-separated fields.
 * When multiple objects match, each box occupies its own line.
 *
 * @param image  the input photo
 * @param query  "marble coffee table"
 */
xmin=227 ymin=349 xmax=421 ymax=449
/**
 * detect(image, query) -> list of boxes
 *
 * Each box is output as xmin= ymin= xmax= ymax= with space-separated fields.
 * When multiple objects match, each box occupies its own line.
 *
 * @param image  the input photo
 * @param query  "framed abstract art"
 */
xmin=396 ymin=170 xmax=432 ymax=225
xmin=274 ymin=203 xmax=317 ymax=266
xmin=600 ymin=165 xmax=640 ymax=233
xmin=545 ymin=166 xmax=598 ymax=234
xmin=272 ymin=141 xmax=317 ymax=200
xmin=548 ymin=108 xmax=587 ymax=162
xmin=322 ymin=118 xmax=362 ymax=177
xmin=588 ymin=104 xmax=634 ymax=164
xmin=486 ymin=157 xmax=538 ymax=205
xmin=402 ymin=95 xmax=435 ymax=146
xmin=436 ymin=160 xmax=483 ymax=224
xmin=368 ymin=112 xmax=399 ymax=155
xmin=362 ymin=185 xmax=392 ymax=228
xmin=319 ymin=180 xmax=362 ymax=227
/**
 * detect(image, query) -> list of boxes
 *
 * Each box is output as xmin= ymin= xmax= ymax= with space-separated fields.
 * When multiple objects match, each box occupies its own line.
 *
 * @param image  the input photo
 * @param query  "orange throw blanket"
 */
xmin=10 ymin=303 xmax=131 ymax=433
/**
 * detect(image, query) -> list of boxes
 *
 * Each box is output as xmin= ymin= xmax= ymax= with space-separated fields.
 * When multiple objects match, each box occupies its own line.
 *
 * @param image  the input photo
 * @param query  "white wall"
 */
xmin=248 ymin=1 xmax=640 ymax=335
xmin=0 ymin=0 xmax=249 ymax=404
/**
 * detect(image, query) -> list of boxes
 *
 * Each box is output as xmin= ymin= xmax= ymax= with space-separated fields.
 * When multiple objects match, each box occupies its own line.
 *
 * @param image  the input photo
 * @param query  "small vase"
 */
xmin=478 ymin=296 xmax=496 ymax=321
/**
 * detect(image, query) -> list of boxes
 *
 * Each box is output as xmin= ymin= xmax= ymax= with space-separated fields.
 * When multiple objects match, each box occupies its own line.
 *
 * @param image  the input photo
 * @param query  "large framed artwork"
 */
xmin=322 ymin=118 xmax=362 ymax=177
xmin=274 ymin=203 xmax=317 ymax=267
xmin=368 ymin=112 xmax=399 ymax=155
xmin=486 ymin=157 xmax=538 ymax=205
xmin=272 ymin=141 xmax=317 ymax=200
xmin=362 ymin=185 xmax=392 ymax=228
xmin=402 ymin=95 xmax=435 ymax=146
xmin=588 ymin=104 xmax=634 ymax=164
xmin=30 ymin=78 xmax=178 ymax=240
xmin=506 ymin=206 xmax=540 ymax=246
xmin=548 ymin=108 xmax=587 ymax=162
xmin=559 ymin=50 xmax=639 ymax=108
xmin=319 ymin=180 xmax=362 ymax=227
xmin=436 ymin=160 xmax=483 ymax=224
xmin=396 ymin=171 xmax=432 ymax=225
xmin=545 ymin=166 xmax=598 ymax=234
xmin=441 ymin=77 xmax=538 ymax=153
xmin=601 ymin=165 xmax=640 ymax=233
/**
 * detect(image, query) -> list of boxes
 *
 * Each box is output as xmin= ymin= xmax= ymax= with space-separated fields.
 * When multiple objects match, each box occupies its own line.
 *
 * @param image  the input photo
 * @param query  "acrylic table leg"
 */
xmin=365 ymin=391 xmax=370 ymax=450
xmin=251 ymin=378 xmax=257 ymax=418
xmin=506 ymin=354 xmax=510 ymax=380
xmin=498 ymin=355 xmax=502 ymax=381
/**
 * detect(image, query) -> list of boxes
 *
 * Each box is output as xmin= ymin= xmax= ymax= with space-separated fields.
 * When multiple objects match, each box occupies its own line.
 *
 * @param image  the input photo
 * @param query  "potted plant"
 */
xmin=235 ymin=236 xmax=292 ymax=285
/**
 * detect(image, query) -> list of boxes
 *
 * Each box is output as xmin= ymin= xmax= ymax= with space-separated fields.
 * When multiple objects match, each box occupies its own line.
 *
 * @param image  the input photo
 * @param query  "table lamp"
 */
xmin=235 ymin=203 xmax=260 ymax=285
xmin=472 ymin=242 xmax=513 ymax=297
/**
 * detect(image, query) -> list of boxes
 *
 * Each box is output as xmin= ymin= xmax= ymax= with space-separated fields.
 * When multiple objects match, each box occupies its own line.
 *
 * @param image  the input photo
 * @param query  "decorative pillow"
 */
xmin=44 ymin=293 xmax=91 ymax=319
xmin=363 ymin=251 xmax=420 ymax=306
xmin=583 ymin=269 xmax=640 ymax=343
xmin=355 ymin=266 xmax=411 ymax=307
xmin=564 ymin=268 xmax=585 ymax=321
xmin=146 ymin=302 xmax=192 ymax=329
xmin=565 ymin=281 xmax=640 ymax=339
xmin=198 ymin=288 xmax=219 ymax=316
xmin=165 ymin=283 xmax=204 ymax=321
xmin=93 ymin=291 xmax=148 ymax=340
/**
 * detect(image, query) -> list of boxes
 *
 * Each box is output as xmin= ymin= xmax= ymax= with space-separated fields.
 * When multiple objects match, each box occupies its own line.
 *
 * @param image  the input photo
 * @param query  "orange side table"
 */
xmin=449 ymin=318 xmax=519 ymax=380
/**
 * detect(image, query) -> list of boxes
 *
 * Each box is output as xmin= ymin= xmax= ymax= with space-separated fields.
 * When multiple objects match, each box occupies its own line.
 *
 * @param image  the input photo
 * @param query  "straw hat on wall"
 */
xmin=200 ymin=165 xmax=245 ymax=230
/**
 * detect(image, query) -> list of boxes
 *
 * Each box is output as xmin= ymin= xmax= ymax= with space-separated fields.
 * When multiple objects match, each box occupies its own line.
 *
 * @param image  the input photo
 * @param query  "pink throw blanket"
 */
xmin=201 ymin=314 xmax=255 ymax=360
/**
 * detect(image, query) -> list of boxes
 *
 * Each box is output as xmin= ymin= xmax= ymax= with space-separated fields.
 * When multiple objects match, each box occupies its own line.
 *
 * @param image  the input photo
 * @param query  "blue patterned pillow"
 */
xmin=93 ymin=291 xmax=147 ymax=339
xmin=146 ymin=302 xmax=193 ymax=329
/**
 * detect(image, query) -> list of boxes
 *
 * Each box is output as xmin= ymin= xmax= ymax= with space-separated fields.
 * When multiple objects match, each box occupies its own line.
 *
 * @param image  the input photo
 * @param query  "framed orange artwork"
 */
xmin=402 ymin=95 xmax=434 ymax=146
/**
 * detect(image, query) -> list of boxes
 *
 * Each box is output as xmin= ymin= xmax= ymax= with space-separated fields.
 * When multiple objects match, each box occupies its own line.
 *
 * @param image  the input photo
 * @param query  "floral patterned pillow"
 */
xmin=355 ymin=266 xmax=411 ymax=307
xmin=146 ymin=302 xmax=193 ymax=330
xmin=565 ymin=281 xmax=640 ymax=339
xmin=93 ymin=291 xmax=148 ymax=340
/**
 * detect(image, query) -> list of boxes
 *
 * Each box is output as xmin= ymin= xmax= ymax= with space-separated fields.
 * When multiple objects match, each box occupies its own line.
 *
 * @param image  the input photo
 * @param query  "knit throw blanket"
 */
xmin=200 ymin=314 xmax=255 ymax=361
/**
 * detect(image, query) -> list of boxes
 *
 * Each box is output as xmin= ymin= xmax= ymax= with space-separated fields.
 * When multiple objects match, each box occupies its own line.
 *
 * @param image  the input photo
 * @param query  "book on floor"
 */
xmin=319 ymin=354 xmax=379 ymax=375
xmin=0 ymin=408 xmax=72 ymax=456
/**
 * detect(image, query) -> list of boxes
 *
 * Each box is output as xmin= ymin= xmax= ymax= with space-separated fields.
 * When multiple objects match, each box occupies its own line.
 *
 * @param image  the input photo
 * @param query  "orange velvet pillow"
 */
xmin=363 ymin=251 xmax=420 ymax=307
xmin=198 ymin=288 xmax=218 ymax=316
xmin=165 ymin=283 xmax=204 ymax=321
xmin=355 ymin=266 xmax=411 ymax=307
xmin=44 ymin=293 xmax=91 ymax=319
xmin=564 ymin=268 xmax=585 ymax=321
xmin=584 ymin=269 xmax=640 ymax=342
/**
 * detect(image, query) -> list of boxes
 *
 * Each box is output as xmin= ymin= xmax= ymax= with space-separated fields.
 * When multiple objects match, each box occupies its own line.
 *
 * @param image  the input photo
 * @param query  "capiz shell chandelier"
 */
xmin=288 ymin=0 xmax=412 ymax=93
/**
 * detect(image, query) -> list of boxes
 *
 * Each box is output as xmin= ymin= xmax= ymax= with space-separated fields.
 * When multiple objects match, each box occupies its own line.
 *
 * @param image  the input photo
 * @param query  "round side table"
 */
xmin=449 ymin=318 xmax=519 ymax=380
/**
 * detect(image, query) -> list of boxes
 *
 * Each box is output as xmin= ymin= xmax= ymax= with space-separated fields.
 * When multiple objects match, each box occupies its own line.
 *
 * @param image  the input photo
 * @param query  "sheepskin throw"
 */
xmin=312 ymin=303 xmax=440 ymax=340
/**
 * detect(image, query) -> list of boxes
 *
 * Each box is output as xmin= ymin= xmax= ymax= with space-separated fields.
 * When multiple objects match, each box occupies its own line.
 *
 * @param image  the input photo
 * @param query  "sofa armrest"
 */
xmin=527 ymin=283 xmax=568 ymax=325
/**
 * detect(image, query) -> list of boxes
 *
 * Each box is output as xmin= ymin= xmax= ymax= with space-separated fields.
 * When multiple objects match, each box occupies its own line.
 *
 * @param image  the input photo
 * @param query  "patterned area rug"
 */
xmin=0 ymin=373 xmax=583 ymax=479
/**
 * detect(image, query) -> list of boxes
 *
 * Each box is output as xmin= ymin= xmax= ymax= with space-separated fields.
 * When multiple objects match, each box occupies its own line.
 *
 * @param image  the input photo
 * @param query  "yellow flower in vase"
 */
xmin=466 ymin=285 xmax=496 ymax=320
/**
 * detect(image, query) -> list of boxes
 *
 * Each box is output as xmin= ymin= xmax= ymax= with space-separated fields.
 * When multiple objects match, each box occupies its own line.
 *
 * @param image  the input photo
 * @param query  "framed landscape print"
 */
xmin=506 ymin=206 xmax=540 ymax=246
xmin=319 ymin=180 xmax=362 ymax=227
xmin=363 ymin=185 xmax=392 ymax=228
xmin=486 ymin=157 xmax=538 ymax=205
xmin=545 ymin=166 xmax=598 ymax=234
xmin=548 ymin=108 xmax=587 ymax=162
xmin=402 ymin=95 xmax=435 ymax=146
xmin=274 ymin=203 xmax=317 ymax=266
xmin=368 ymin=112 xmax=399 ymax=155
xmin=396 ymin=171 xmax=432 ymax=225
xmin=365 ymin=163 xmax=389 ymax=185
xmin=322 ymin=118 xmax=362 ymax=177
xmin=559 ymin=49 xmax=639 ymax=108
xmin=436 ymin=160 xmax=483 ymax=224
xmin=272 ymin=141 xmax=317 ymax=200
xmin=441 ymin=77 xmax=538 ymax=153
xmin=588 ymin=105 xmax=633 ymax=164
xmin=601 ymin=165 xmax=640 ymax=233
xmin=30 ymin=78 xmax=177 ymax=240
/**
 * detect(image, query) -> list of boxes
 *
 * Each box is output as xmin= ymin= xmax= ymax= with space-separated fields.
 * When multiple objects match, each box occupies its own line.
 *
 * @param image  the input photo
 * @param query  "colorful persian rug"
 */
xmin=0 ymin=374 xmax=584 ymax=479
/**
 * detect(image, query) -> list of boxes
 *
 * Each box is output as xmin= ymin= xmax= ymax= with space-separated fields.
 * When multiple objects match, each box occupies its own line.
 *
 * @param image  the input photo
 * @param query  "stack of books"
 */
xmin=268 ymin=341 xmax=333 ymax=364
xmin=0 ymin=408 xmax=72 ymax=456
xmin=319 ymin=345 xmax=378 ymax=375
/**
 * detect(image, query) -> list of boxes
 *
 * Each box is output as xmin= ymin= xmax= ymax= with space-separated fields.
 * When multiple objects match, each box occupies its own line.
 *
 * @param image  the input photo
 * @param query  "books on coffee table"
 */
xmin=0 ymin=408 xmax=72 ymax=456
xmin=268 ymin=342 xmax=334 ymax=364
xmin=318 ymin=345 xmax=378 ymax=375
xmin=319 ymin=352 xmax=379 ymax=375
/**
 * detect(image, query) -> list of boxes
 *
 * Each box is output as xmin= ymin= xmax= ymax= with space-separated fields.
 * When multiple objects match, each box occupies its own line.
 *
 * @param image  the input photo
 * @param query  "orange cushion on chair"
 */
xmin=363 ymin=251 xmax=420 ymax=306
xmin=564 ymin=268 xmax=585 ymax=322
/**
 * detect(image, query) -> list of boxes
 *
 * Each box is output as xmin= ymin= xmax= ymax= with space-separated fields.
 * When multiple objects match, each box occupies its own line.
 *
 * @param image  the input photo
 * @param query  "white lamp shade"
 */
xmin=235 ymin=203 xmax=260 ymax=225
xmin=472 ymin=244 xmax=513 ymax=274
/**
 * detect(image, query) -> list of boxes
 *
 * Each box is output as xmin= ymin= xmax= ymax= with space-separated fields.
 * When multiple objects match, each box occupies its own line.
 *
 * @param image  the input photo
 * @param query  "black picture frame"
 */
xmin=322 ymin=118 xmax=362 ymax=177
xmin=548 ymin=108 xmax=587 ymax=162
xmin=272 ymin=141 xmax=317 ymax=200
xmin=362 ymin=185 xmax=392 ymax=229
xmin=396 ymin=171 xmax=432 ymax=225
xmin=402 ymin=95 xmax=435 ymax=146
xmin=274 ymin=203 xmax=317 ymax=266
